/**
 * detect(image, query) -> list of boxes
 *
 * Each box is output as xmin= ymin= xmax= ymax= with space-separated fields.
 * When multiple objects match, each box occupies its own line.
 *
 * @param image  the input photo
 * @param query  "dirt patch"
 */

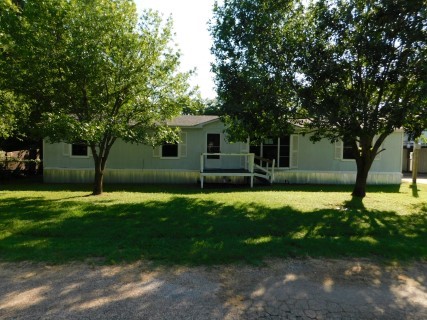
xmin=0 ymin=259 xmax=426 ymax=319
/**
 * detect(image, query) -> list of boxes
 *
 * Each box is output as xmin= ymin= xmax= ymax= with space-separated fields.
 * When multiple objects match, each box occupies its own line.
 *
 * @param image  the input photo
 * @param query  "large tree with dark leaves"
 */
xmin=211 ymin=0 xmax=426 ymax=197
xmin=1 ymin=0 xmax=197 ymax=194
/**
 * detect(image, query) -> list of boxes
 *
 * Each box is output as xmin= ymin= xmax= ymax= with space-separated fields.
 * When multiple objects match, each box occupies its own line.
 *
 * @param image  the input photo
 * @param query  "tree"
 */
xmin=211 ymin=0 xmax=301 ymax=142
xmin=0 ymin=90 xmax=22 ymax=140
xmin=1 ymin=0 xmax=197 ymax=194
xmin=211 ymin=0 xmax=427 ymax=197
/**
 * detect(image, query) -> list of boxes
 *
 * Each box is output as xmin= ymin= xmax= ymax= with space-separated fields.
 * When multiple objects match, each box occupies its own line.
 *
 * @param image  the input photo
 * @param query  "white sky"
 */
xmin=134 ymin=0 xmax=217 ymax=100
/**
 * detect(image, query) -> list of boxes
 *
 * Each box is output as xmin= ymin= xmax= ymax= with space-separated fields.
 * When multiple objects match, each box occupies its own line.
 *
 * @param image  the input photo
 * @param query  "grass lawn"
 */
xmin=0 ymin=181 xmax=426 ymax=265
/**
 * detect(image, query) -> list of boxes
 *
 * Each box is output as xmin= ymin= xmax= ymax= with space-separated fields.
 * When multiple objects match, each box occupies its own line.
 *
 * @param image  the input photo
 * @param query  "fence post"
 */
xmin=412 ymin=143 xmax=421 ymax=184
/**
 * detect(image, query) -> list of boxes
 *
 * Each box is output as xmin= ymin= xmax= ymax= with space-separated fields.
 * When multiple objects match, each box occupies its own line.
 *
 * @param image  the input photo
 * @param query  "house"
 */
xmin=43 ymin=115 xmax=404 ymax=186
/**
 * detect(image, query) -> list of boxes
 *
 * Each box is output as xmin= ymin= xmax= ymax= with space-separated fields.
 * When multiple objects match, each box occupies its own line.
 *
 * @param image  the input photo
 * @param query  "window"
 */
xmin=250 ymin=145 xmax=261 ymax=165
xmin=279 ymin=136 xmax=290 ymax=167
xmin=336 ymin=138 xmax=382 ymax=161
xmin=71 ymin=142 xmax=88 ymax=157
xmin=161 ymin=142 xmax=178 ymax=158
xmin=262 ymin=137 xmax=278 ymax=164
xmin=343 ymin=140 xmax=355 ymax=160
xmin=153 ymin=132 xmax=187 ymax=159
xmin=207 ymin=133 xmax=220 ymax=159
xmin=250 ymin=136 xmax=291 ymax=168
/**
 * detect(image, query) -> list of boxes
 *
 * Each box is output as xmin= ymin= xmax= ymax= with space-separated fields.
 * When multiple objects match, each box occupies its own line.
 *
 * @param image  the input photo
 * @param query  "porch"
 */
xmin=199 ymin=153 xmax=275 ymax=188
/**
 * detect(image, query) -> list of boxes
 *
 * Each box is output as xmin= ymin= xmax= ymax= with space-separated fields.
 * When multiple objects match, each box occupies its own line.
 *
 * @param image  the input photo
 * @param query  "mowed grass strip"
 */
xmin=0 ymin=182 xmax=426 ymax=265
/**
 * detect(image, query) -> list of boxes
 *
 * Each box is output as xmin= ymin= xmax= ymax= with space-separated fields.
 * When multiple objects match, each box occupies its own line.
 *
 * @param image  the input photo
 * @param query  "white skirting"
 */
xmin=44 ymin=168 xmax=402 ymax=185
xmin=274 ymin=170 xmax=402 ymax=185
xmin=44 ymin=168 xmax=200 ymax=184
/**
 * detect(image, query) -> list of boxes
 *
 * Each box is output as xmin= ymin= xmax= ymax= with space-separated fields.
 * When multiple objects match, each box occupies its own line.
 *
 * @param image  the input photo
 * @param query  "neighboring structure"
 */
xmin=0 ymin=149 xmax=42 ymax=176
xmin=402 ymin=130 xmax=427 ymax=173
xmin=43 ymin=115 xmax=404 ymax=186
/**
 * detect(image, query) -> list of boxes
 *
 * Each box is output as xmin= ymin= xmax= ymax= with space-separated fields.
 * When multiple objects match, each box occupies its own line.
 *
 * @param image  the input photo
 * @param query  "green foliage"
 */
xmin=211 ymin=0 xmax=302 ymax=141
xmin=185 ymin=98 xmax=222 ymax=115
xmin=0 ymin=90 xmax=22 ymax=139
xmin=0 ymin=183 xmax=425 ymax=264
xmin=298 ymin=0 xmax=426 ymax=141
xmin=212 ymin=0 xmax=426 ymax=140
xmin=2 ymin=0 xmax=194 ymax=144
xmin=211 ymin=0 xmax=426 ymax=196
xmin=1 ymin=0 xmax=197 ymax=193
xmin=415 ymin=133 xmax=427 ymax=144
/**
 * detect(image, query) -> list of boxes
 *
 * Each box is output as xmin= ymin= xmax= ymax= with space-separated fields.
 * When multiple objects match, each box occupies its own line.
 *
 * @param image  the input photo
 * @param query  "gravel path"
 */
xmin=0 ymin=259 xmax=426 ymax=319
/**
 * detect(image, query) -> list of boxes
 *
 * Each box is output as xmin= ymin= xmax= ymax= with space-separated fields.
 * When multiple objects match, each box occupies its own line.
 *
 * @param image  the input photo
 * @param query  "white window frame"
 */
xmin=341 ymin=140 xmax=356 ymax=162
xmin=160 ymin=142 xmax=180 ymax=159
xmin=68 ymin=143 xmax=90 ymax=158
xmin=153 ymin=132 xmax=187 ymax=160
xmin=335 ymin=137 xmax=383 ymax=161
xmin=206 ymin=132 xmax=221 ymax=159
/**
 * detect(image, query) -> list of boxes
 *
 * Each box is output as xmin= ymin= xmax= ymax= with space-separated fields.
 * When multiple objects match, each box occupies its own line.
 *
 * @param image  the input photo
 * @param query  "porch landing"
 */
xmin=200 ymin=153 xmax=275 ymax=189
xmin=202 ymin=168 xmax=250 ymax=174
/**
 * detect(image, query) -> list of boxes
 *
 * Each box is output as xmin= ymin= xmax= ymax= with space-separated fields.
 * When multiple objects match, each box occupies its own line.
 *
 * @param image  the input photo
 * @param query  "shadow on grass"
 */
xmin=343 ymin=196 xmax=366 ymax=211
xmin=410 ymin=183 xmax=419 ymax=198
xmin=0 ymin=195 xmax=426 ymax=265
xmin=0 ymin=181 xmax=403 ymax=195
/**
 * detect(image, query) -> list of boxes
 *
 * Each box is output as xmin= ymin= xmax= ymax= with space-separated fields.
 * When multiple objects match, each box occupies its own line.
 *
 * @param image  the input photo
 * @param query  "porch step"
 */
xmin=254 ymin=175 xmax=271 ymax=184
xmin=254 ymin=171 xmax=272 ymax=184
xmin=200 ymin=153 xmax=274 ymax=188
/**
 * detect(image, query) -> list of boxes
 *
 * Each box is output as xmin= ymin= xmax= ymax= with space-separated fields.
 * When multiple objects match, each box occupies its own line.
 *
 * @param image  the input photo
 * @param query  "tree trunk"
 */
xmin=92 ymin=155 xmax=107 ymax=195
xmin=28 ymin=148 xmax=38 ymax=175
xmin=352 ymin=147 xmax=375 ymax=198
xmin=90 ymin=138 xmax=116 ymax=196
xmin=93 ymin=163 xmax=104 ymax=195
xmin=352 ymin=165 xmax=370 ymax=198
xmin=350 ymin=133 xmax=389 ymax=198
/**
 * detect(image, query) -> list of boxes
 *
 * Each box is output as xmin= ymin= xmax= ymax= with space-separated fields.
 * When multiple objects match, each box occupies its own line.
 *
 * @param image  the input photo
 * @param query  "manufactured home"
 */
xmin=43 ymin=115 xmax=403 ymax=187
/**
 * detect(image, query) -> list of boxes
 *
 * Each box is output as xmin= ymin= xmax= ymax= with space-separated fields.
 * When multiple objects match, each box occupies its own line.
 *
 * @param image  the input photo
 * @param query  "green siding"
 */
xmin=295 ymin=131 xmax=403 ymax=173
xmin=43 ymin=120 xmax=404 ymax=184
xmin=43 ymin=120 xmax=243 ymax=171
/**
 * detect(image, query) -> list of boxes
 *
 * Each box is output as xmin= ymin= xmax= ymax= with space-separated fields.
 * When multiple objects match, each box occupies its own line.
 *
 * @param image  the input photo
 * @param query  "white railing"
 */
xmin=200 ymin=153 xmax=255 ymax=173
xmin=254 ymin=156 xmax=275 ymax=182
xmin=199 ymin=153 xmax=275 ymax=188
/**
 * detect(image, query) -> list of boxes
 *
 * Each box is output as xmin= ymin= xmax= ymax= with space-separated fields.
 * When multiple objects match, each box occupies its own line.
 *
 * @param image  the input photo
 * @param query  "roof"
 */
xmin=166 ymin=115 xmax=219 ymax=127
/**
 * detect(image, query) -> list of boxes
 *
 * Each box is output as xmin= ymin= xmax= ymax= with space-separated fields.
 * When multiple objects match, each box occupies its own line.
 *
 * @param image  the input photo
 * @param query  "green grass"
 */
xmin=0 ymin=182 xmax=426 ymax=265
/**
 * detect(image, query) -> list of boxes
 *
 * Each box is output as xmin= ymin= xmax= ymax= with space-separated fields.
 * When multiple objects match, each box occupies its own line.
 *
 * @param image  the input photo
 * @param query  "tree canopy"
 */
xmin=211 ymin=0 xmax=427 ymax=197
xmin=1 ymin=0 xmax=198 ymax=194
xmin=0 ymin=90 xmax=24 ymax=140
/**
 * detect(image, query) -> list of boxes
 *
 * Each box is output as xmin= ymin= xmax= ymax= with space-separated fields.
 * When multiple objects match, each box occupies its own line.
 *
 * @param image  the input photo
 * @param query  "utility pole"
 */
xmin=412 ymin=142 xmax=421 ymax=184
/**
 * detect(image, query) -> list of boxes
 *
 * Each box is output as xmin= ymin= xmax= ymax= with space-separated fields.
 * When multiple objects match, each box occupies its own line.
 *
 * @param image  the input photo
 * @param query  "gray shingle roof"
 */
xmin=166 ymin=115 xmax=219 ymax=127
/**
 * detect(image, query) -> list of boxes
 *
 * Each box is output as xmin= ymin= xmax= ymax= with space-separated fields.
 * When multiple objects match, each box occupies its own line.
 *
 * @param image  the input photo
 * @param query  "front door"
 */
xmin=205 ymin=133 xmax=222 ymax=169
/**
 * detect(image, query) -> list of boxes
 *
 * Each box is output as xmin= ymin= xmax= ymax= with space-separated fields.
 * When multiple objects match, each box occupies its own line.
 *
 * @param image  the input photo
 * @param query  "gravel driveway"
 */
xmin=0 ymin=259 xmax=426 ymax=319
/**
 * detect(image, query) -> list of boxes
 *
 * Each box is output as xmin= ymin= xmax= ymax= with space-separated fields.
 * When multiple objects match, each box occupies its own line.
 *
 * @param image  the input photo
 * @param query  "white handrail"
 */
xmin=200 ymin=152 xmax=275 ymax=179
xmin=271 ymin=159 xmax=275 ymax=182
xmin=201 ymin=153 xmax=254 ymax=156
xmin=254 ymin=163 xmax=269 ymax=175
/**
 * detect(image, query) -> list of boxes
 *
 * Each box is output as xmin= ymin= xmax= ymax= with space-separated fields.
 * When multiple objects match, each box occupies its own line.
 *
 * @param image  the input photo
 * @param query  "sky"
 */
xmin=134 ymin=0 xmax=217 ymax=100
